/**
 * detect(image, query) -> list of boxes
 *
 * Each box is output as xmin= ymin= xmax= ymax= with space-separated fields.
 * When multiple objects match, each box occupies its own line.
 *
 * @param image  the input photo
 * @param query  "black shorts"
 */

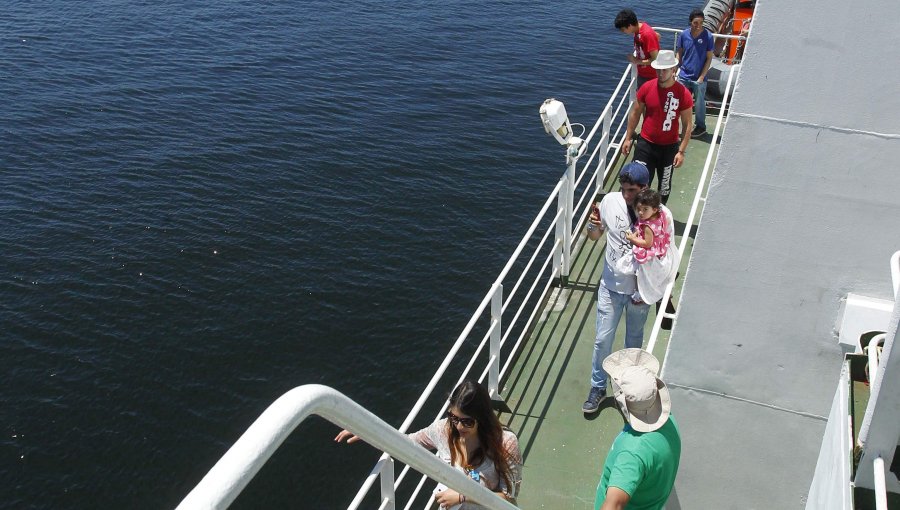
xmin=633 ymin=137 xmax=679 ymax=201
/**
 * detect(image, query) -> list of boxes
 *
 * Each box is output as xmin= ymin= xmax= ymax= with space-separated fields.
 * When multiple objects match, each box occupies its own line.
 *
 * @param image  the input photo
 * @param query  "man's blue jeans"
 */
xmin=591 ymin=286 xmax=651 ymax=389
xmin=678 ymin=77 xmax=707 ymax=130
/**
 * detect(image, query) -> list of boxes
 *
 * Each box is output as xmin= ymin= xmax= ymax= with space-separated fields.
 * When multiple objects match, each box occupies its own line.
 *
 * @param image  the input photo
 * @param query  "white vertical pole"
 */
xmin=598 ymin=108 xmax=612 ymax=196
xmin=629 ymin=65 xmax=637 ymax=105
xmin=489 ymin=283 xmax=503 ymax=398
xmin=379 ymin=456 xmax=396 ymax=510
xmin=874 ymin=457 xmax=887 ymax=510
xmin=562 ymin=155 xmax=575 ymax=281
xmin=553 ymin=175 xmax=565 ymax=280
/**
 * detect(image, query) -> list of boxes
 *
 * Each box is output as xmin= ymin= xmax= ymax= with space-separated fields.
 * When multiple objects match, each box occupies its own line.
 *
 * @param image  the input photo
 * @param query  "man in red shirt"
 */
xmin=615 ymin=9 xmax=660 ymax=90
xmin=621 ymin=50 xmax=694 ymax=205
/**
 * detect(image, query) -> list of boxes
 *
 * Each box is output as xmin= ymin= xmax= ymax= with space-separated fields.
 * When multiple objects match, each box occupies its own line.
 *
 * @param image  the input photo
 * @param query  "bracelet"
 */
xmin=677 ymin=150 xmax=685 ymax=154
xmin=459 ymin=493 xmax=465 ymax=503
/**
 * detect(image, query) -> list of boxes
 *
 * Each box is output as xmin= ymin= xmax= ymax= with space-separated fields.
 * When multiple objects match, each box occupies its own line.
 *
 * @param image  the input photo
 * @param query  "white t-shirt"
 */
xmin=599 ymin=192 xmax=637 ymax=295
xmin=598 ymin=194 xmax=675 ymax=296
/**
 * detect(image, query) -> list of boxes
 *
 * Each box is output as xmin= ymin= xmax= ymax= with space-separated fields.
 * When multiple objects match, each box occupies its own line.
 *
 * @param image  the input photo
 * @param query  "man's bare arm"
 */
xmin=599 ymin=487 xmax=631 ymax=510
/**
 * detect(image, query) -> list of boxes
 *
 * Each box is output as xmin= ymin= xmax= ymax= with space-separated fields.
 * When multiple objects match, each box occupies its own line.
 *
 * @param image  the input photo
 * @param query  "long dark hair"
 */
xmin=445 ymin=381 xmax=514 ymax=492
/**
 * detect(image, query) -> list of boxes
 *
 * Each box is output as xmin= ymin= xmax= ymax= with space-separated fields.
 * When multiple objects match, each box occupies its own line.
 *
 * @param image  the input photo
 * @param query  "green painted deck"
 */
xmin=498 ymin=116 xmax=719 ymax=509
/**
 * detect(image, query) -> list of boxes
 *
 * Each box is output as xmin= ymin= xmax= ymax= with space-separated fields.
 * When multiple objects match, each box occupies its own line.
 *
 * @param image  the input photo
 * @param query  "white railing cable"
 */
xmin=646 ymin=46 xmax=739 ymax=355
xmin=344 ymin=269 xmax=510 ymax=508
xmin=402 ymin=477 xmax=427 ymax=510
xmin=501 ymin=229 xmax=560 ymax=330
xmin=572 ymin=76 xmax=634 ymax=263
xmin=501 ymin=211 xmax=562 ymax=315
xmin=177 ymin=385 xmax=518 ymax=510
xmin=400 ymin=240 xmax=558 ymax=507
xmin=580 ymin=66 xmax=631 ymax=149
xmin=348 ymin=462 xmax=385 ymax=510
xmin=503 ymin=209 xmax=553 ymax=316
xmin=500 ymin=265 xmax=559 ymax=382
xmin=490 ymin=246 xmax=561 ymax=381
xmin=495 ymin=179 xmax=565 ymax=284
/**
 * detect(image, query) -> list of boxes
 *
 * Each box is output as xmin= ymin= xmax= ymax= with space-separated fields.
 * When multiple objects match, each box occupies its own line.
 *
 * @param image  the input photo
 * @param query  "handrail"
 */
xmin=177 ymin=385 xmax=518 ymax=510
xmin=646 ymin=40 xmax=740 ymax=355
xmin=656 ymin=26 xmax=747 ymax=41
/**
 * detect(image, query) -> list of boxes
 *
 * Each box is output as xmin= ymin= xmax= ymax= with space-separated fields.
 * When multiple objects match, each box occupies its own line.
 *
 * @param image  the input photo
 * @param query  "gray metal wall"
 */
xmin=660 ymin=0 xmax=900 ymax=507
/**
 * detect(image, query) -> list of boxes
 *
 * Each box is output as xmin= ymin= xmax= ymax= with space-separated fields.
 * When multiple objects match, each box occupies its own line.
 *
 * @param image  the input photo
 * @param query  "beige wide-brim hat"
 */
xmin=651 ymin=49 xmax=679 ymax=70
xmin=603 ymin=349 xmax=671 ymax=433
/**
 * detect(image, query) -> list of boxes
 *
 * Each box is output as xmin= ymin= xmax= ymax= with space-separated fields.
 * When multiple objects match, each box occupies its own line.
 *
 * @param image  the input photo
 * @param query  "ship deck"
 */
xmin=498 ymin=115 xmax=718 ymax=509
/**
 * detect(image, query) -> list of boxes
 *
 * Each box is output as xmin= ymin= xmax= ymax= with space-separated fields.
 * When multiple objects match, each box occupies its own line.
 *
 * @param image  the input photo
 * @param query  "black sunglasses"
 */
xmin=446 ymin=410 xmax=476 ymax=428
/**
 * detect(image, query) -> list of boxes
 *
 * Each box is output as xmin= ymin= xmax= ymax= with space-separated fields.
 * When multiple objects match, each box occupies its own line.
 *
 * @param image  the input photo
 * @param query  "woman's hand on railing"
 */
xmin=334 ymin=429 xmax=361 ymax=444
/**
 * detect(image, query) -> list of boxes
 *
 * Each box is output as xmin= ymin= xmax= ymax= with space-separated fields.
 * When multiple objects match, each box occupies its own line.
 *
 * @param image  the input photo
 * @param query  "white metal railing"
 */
xmin=646 ymin=41 xmax=740 ymax=355
xmin=349 ymin=28 xmax=744 ymax=504
xmin=854 ymin=249 xmax=900 ymax=501
xmin=345 ymin=49 xmax=646 ymax=510
xmin=655 ymin=26 xmax=747 ymax=61
xmin=179 ymin=24 xmax=746 ymax=510
xmin=655 ymin=28 xmax=748 ymax=111
xmin=177 ymin=385 xmax=518 ymax=510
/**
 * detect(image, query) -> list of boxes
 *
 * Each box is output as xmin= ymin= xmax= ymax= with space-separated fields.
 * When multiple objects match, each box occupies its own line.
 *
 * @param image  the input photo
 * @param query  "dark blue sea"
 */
xmin=3 ymin=1 xmax=692 ymax=508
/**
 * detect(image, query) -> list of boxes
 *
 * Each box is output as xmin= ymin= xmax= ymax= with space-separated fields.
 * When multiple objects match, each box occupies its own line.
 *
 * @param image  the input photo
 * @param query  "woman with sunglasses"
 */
xmin=335 ymin=380 xmax=522 ymax=508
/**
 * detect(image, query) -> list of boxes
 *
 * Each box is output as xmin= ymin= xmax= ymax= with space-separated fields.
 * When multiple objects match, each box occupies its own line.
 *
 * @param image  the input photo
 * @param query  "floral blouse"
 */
xmin=408 ymin=418 xmax=522 ymax=507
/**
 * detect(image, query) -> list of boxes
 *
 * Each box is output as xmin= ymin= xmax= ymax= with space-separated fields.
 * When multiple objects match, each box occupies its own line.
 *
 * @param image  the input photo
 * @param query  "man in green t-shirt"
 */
xmin=595 ymin=349 xmax=681 ymax=510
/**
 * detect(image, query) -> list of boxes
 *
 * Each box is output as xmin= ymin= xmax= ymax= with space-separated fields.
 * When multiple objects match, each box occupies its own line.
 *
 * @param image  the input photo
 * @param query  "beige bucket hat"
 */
xmin=602 ymin=348 xmax=671 ymax=432
xmin=651 ymin=49 xmax=680 ymax=70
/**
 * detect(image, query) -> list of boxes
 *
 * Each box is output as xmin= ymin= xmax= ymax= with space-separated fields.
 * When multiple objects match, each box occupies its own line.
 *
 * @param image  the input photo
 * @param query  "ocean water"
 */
xmin=2 ymin=1 xmax=692 ymax=508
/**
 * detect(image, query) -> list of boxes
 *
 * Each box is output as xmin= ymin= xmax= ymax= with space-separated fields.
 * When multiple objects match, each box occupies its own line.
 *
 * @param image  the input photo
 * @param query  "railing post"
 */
xmin=629 ymin=64 xmax=637 ymax=105
xmin=874 ymin=456 xmax=888 ymax=510
xmin=554 ymin=175 xmax=565 ymax=283
xmin=562 ymin=155 xmax=575 ymax=283
xmin=379 ymin=456 xmax=396 ymax=510
xmin=598 ymin=108 xmax=612 ymax=196
xmin=489 ymin=283 xmax=503 ymax=399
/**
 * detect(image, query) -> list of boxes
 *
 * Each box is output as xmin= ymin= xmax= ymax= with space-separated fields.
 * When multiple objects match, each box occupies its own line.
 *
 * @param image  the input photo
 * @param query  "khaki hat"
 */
xmin=651 ymin=49 xmax=679 ymax=70
xmin=603 ymin=349 xmax=671 ymax=432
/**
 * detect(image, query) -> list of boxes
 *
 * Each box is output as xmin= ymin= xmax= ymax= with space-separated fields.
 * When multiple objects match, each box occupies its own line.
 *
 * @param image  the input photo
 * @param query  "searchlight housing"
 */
xmin=540 ymin=98 xmax=574 ymax=146
xmin=540 ymin=98 xmax=582 ymax=157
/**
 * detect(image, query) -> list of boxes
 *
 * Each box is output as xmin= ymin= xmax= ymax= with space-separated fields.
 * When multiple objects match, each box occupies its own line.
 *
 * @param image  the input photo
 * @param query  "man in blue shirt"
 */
xmin=676 ymin=9 xmax=714 ymax=137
